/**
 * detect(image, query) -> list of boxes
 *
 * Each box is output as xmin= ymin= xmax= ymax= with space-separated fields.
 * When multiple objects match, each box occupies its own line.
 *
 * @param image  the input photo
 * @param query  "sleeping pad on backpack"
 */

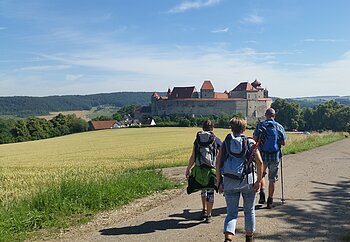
xmin=187 ymin=165 xmax=217 ymax=194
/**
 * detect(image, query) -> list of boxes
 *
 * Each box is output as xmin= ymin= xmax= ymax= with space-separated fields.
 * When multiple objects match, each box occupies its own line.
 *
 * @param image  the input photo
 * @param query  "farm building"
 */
xmin=89 ymin=120 xmax=117 ymax=130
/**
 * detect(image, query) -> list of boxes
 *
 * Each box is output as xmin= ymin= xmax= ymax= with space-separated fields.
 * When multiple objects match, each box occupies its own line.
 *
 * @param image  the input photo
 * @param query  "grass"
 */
xmin=342 ymin=231 xmax=350 ymax=241
xmin=0 ymin=169 xmax=178 ymax=241
xmin=0 ymin=127 xmax=346 ymax=241
xmin=283 ymin=131 xmax=345 ymax=155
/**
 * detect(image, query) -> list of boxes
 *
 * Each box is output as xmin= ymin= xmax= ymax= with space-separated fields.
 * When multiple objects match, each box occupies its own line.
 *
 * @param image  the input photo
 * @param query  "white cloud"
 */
xmin=302 ymin=38 xmax=347 ymax=43
xmin=242 ymin=14 xmax=263 ymax=24
xmin=211 ymin=27 xmax=229 ymax=33
xmin=16 ymin=65 xmax=71 ymax=72
xmin=66 ymin=74 xmax=84 ymax=81
xmin=2 ymin=39 xmax=350 ymax=97
xmin=245 ymin=40 xmax=258 ymax=44
xmin=167 ymin=0 xmax=221 ymax=13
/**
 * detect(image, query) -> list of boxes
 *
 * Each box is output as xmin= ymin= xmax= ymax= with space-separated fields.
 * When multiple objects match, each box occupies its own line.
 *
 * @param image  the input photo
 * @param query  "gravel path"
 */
xmin=47 ymin=138 xmax=350 ymax=242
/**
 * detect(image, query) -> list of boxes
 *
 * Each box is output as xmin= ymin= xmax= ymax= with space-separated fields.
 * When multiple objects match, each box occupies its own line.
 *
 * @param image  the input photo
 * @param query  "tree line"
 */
xmin=0 ymin=92 xmax=159 ymax=117
xmin=0 ymin=114 xmax=88 ymax=144
xmin=0 ymin=99 xmax=348 ymax=145
xmin=272 ymin=99 xmax=349 ymax=132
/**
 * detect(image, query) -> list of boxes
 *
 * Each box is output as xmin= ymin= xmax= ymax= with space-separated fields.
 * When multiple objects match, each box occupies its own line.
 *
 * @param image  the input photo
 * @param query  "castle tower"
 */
xmin=200 ymin=80 xmax=214 ymax=98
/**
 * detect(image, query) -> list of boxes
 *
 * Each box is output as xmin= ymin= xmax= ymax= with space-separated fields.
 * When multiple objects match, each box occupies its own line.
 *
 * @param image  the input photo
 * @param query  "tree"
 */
xmin=13 ymin=120 xmax=31 ymax=142
xmin=272 ymin=98 xmax=302 ymax=130
xmin=0 ymin=118 xmax=15 ymax=144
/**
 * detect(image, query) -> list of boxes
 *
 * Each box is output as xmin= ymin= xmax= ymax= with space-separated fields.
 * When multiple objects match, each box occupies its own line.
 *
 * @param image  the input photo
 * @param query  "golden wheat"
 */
xmin=0 ymin=127 xmax=324 ymax=203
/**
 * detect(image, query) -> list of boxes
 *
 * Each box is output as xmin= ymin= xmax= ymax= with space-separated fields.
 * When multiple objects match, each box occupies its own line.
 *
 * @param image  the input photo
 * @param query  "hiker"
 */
xmin=253 ymin=108 xmax=286 ymax=209
xmin=216 ymin=117 xmax=263 ymax=242
xmin=185 ymin=120 xmax=222 ymax=223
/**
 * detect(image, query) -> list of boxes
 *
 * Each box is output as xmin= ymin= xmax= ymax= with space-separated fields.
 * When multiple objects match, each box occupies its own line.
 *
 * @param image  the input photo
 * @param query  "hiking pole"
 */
xmin=280 ymin=155 xmax=285 ymax=205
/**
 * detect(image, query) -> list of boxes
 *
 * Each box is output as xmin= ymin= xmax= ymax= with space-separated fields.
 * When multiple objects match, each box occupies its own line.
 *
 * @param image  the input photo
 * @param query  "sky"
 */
xmin=1 ymin=0 xmax=350 ymax=98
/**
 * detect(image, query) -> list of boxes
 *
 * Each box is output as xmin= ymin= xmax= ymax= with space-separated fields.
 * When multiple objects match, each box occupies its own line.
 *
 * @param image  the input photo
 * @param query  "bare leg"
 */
xmin=201 ymin=195 xmax=206 ymax=211
xmin=207 ymin=201 xmax=213 ymax=216
xmin=269 ymin=180 xmax=275 ymax=198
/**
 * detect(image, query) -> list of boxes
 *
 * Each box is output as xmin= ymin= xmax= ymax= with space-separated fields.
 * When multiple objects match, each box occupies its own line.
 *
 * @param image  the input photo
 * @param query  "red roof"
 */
xmin=201 ymin=80 xmax=214 ymax=90
xmin=90 ymin=120 xmax=116 ymax=130
xmin=214 ymin=92 xmax=229 ymax=99
xmin=169 ymin=86 xmax=197 ymax=99
xmin=231 ymin=82 xmax=257 ymax=92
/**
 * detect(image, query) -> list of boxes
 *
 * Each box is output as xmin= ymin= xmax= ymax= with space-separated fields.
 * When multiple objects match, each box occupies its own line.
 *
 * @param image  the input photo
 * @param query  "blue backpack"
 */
xmin=259 ymin=120 xmax=280 ymax=153
xmin=220 ymin=134 xmax=253 ymax=180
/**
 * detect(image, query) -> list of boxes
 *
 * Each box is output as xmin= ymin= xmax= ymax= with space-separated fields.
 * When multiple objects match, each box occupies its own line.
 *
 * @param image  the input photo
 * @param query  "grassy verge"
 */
xmin=283 ymin=132 xmax=345 ymax=155
xmin=0 ymin=169 xmax=179 ymax=242
xmin=342 ymin=231 xmax=350 ymax=241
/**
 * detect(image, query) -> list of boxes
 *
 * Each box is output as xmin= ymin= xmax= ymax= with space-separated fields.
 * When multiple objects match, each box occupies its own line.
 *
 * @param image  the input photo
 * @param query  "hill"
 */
xmin=271 ymin=96 xmax=350 ymax=108
xmin=0 ymin=92 xmax=164 ymax=117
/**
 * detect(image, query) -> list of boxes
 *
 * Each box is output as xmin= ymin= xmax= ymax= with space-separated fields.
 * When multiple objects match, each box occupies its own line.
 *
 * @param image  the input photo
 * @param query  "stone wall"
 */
xmin=151 ymin=98 xmax=271 ymax=120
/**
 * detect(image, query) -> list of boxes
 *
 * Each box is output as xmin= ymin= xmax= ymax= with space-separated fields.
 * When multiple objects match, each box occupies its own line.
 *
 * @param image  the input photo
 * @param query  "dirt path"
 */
xmin=47 ymin=139 xmax=350 ymax=242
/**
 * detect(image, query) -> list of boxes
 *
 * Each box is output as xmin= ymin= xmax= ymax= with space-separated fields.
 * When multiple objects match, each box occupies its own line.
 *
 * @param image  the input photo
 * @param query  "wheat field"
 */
xmin=0 ymin=127 xmax=341 ymax=203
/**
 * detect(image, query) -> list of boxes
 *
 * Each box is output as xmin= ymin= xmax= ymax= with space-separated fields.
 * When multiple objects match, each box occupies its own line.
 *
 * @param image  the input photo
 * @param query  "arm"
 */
xmin=253 ymin=148 xmax=263 ymax=192
xmin=185 ymin=146 xmax=196 ymax=179
xmin=279 ymin=125 xmax=287 ymax=146
xmin=253 ymin=123 xmax=260 ymax=142
xmin=215 ymin=146 xmax=223 ymax=192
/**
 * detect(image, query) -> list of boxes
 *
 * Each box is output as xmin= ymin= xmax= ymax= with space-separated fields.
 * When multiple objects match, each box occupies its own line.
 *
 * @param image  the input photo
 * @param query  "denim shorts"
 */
xmin=264 ymin=160 xmax=280 ymax=182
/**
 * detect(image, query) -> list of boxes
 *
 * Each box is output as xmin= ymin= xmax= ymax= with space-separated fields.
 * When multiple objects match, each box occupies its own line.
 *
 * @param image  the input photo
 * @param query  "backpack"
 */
xmin=259 ymin=120 xmax=280 ymax=153
xmin=220 ymin=134 xmax=254 ymax=180
xmin=194 ymin=131 xmax=217 ymax=168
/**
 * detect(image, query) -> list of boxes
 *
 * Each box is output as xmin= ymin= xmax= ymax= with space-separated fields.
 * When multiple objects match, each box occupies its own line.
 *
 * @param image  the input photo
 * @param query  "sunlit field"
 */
xmin=0 ymin=127 xmax=344 ymax=204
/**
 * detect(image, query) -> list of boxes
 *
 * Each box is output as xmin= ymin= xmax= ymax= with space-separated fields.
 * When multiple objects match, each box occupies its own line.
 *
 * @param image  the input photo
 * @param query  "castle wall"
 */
xmin=246 ymin=99 xmax=272 ymax=118
xmin=151 ymin=98 xmax=271 ymax=120
xmin=152 ymin=99 xmax=248 ymax=117
xmin=201 ymin=90 xmax=214 ymax=98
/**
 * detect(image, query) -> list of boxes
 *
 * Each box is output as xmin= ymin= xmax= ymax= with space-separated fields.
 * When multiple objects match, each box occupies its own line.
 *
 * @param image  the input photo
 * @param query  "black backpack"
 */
xmin=194 ymin=131 xmax=217 ymax=168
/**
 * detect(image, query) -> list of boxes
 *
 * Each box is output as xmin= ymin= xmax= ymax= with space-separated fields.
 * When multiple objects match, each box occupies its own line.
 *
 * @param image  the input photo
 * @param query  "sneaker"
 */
xmin=267 ymin=197 xmax=273 ymax=209
xmin=201 ymin=209 xmax=207 ymax=218
xmin=246 ymin=235 xmax=254 ymax=242
xmin=258 ymin=191 xmax=266 ymax=204
xmin=205 ymin=215 xmax=213 ymax=223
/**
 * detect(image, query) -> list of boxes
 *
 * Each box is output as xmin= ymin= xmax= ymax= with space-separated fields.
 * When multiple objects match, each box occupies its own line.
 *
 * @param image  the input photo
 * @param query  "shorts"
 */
xmin=263 ymin=160 xmax=280 ymax=182
xmin=201 ymin=188 xmax=214 ymax=203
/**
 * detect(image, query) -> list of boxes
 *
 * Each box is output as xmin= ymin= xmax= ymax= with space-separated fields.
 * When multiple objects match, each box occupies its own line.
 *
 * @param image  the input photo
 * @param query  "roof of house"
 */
xmin=169 ymin=86 xmax=197 ymax=99
xmin=201 ymin=80 xmax=214 ymax=90
xmin=214 ymin=92 xmax=229 ymax=99
xmin=231 ymin=82 xmax=258 ymax=92
xmin=90 ymin=120 xmax=116 ymax=130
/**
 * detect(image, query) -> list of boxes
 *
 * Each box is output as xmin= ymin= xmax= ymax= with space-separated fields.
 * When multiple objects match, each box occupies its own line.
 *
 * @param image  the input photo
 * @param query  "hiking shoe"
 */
xmin=246 ymin=235 xmax=254 ymax=242
xmin=258 ymin=191 xmax=266 ymax=204
xmin=205 ymin=215 xmax=213 ymax=223
xmin=201 ymin=209 xmax=207 ymax=218
xmin=267 ymin=197 xmax=273 ymax=209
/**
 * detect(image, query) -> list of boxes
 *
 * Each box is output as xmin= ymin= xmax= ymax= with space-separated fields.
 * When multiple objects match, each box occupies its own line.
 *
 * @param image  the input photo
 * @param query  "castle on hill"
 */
xmin=149 ymin=80 xmax=272 ymax=120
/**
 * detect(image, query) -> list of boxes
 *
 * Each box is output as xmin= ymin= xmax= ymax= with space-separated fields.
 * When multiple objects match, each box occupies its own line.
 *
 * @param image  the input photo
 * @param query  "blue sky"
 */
xmin=1 ymin=0 xmax=350 ymax=98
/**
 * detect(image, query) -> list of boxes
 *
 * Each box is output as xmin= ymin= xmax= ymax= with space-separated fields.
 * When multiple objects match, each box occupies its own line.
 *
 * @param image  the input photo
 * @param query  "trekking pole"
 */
xmin=280 ymin=155 xmax=285 ymax=205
